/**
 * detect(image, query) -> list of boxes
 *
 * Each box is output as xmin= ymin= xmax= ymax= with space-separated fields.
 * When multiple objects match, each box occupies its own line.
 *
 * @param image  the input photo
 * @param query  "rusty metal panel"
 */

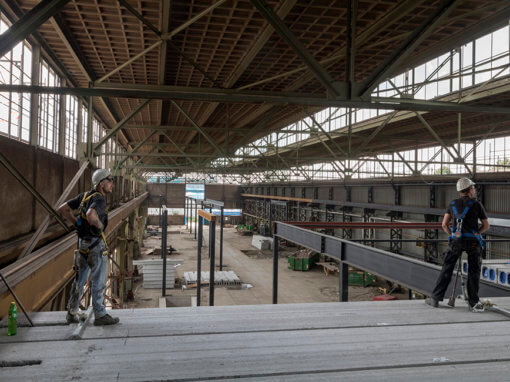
xmin=147 ymin=183 xmax=185 ymax=208
xmin=0 ymin=193 xmax=148 ymax=317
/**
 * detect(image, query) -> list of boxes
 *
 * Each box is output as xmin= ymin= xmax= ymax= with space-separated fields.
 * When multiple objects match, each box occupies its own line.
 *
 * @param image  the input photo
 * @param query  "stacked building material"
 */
xmin=133 ymin=259 xmax=182 ymax=289
xmin=183 ymin=271 xmax=241 ymax=287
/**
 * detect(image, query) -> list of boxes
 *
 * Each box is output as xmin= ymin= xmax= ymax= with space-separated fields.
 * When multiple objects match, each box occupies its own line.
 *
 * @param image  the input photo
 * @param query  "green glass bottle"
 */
xmin=7 ymin=302 xmax=17 ymax=336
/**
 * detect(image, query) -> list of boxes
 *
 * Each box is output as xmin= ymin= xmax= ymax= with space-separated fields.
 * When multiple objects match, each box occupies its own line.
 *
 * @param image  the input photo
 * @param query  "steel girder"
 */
xmin=249 ymin=0 xmax=342 ymax=97
xmin=284 ymin=222 xmax=443 ymax=229
xmin=358 ymin=0 xmax=461 ymax=98
xmin=273 ymin=222 xmax=510 ymax=298
xmin=0 ymin=193 xmax=148 ymax=318
xmin=2 ymin=84 xmax=510 ymax=114
xmin=0 ymin=0 xmax=71 ymax=58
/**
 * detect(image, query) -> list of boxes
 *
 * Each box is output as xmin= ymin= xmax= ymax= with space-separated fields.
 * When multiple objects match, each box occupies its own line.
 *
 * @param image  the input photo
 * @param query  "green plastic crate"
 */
xmin=288 ymin=254 xmax=318 ymax=271
xmin=348 ymin=272 xmax=374 ymax=287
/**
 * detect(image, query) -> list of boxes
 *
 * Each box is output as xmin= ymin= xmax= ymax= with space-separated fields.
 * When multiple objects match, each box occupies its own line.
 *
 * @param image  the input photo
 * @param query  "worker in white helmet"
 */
xmin=426 ymin=178 xmax=490 ymax=312
xmin=58 ymin=168 xmax=119 ymax=326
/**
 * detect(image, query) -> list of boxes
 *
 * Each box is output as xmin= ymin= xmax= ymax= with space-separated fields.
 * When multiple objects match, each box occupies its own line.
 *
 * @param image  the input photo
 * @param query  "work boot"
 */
xmin=93 ymin=314 xmax=120 ymax=326
xmin=469 ymin=301 xmax=485 ymax=313
xmin=425 ymin=297 xmax=439 ymax=308
xmin=66 ymin=311 xmax=80 ymax=324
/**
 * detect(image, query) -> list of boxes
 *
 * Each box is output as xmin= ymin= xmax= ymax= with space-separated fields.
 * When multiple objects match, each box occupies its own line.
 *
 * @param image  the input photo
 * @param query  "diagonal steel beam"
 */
xmin=117 ymin=0 xmax=161 ymax=37
xmin=395 ymin=152 xmax=416 ymax=174
xmin=161 ymin=133 xmax=198 ymax=167
xmin=19 ymin=160 xmax=90 ymax=259
xmin=240 ymin=0 xmax=419 ymax=92
xmin=170 ymin=101 xmax=236 ymax=166
xmin=353 ymin=111 xmax=397 ymax=156
xmin=0 ymin=0 xmax=71 ymax=58
xmin=0 ymin=152 xmax=71 ymax=232
xmin=249 ymin=137 xmax=310 ymax=181
xmin=250 ymin=0 xmax=341 ymax=97
xmin=358 ymin=0 xmax=461 ymax=98
xmin=93 ymin=99 xmax=151 ymax=154
xmin=307 ymin=112 xmax=348 ymax=157
xmin=114 ymin=130 xmax=158 ymax=173
xmin=301 ymin=118 xmax=345 ymax=175
xmin=187 ymin=0 xmax=296 ymax=147
xmin=374 ymin=156 xmax=392 ymax=178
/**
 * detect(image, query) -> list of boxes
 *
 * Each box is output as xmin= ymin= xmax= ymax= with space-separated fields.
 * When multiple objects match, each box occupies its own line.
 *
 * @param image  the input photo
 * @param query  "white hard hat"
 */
xmin=92 ymin=169 xmax=112 ymax=188
xmin=456 ymin=177 xmax=475 ymax=192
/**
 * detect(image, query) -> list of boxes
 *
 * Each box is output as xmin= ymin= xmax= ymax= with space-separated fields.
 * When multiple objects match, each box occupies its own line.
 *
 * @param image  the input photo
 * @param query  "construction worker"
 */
xmin=58 ymin=169 xmax=119 ymax=326
xmin=426 ymin=177 xmax=490 ymax=312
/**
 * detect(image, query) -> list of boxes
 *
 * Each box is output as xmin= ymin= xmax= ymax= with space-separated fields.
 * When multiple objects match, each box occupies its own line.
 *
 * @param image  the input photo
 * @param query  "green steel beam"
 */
xmin=0 ymin=0 xmax=71 ymax=58
xmin=249 ymin=0 xmax=342 ymax=97
xmin=358 ymin=0 xmax=461 ymax=98
xmin=92 ymin=100 xmax=151 ymax=154
xmin=2 ymin=84 xmax=510 ymax=114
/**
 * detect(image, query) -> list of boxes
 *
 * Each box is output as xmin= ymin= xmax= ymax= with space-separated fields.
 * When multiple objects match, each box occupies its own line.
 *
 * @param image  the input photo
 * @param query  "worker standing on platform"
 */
xmin=426 ymin=178 xmax=490 ymax=312
xmin=58 ymin=168 xmax=119 ymax=326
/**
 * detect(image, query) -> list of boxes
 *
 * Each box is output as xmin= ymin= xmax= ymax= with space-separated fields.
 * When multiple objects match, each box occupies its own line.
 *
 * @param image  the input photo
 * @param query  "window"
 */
xmin=38 ymin=60 xmax=60 ymax=152
xmin=0 ymin=15 xmax=32 ymax=142
xmin=64 ymin=95 xmax=78 ymax=158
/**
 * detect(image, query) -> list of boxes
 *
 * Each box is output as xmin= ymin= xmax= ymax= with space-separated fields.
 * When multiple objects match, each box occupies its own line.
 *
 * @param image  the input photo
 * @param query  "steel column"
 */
xmin=197 ymin=213 xmax=203 ymax=306
xmin=209 ymin=219 xmax=216 ymax=306
xmin=272 ymin=233 xmax=279 ymax=304
xmin=220 ymin=206 xmax=224 ymax=271
xmin=161 ymin=207 xmax=167 ymax=297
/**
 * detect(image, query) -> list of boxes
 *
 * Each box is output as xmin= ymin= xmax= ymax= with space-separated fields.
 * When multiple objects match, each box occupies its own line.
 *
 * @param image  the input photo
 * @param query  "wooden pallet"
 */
xmin=316 ymin=262 xmax=339 ymax=276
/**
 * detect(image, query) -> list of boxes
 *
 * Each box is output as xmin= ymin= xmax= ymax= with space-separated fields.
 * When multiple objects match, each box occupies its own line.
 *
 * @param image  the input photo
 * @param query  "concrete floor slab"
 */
xmin=1 ymin=299 xmax=510 ymax=380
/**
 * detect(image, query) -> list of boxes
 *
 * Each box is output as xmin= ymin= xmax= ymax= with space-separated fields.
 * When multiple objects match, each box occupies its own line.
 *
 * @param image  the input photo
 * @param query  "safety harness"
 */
xmin=450 ymin=199 xmax=485 ymax=249
xmin=76 ymin=191 xmax=108 ymax=256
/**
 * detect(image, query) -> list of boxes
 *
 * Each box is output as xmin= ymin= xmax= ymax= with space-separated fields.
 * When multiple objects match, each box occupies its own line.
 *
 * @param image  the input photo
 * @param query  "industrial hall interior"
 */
xmin=2 ymin=0 xmax=510 ymax=380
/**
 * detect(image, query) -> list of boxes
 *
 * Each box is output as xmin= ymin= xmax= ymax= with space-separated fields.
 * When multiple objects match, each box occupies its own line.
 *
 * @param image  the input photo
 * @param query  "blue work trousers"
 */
xmin=66 ymin=238 xmax=108 ymax=319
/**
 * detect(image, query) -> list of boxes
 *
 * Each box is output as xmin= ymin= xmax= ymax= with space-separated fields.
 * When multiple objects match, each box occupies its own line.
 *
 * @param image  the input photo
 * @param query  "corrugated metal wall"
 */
xmin=205 ymin=184 xmax=242 ymax=208
xmin=373 ymin=186 xmax=394 ymax=204
xmin=401 ymin=186 xmax=429 ymax=207
xmin=351 ymin=187 xmax=369 ymax=203
xmin=485 ymin=185 xmax=510 ymax=214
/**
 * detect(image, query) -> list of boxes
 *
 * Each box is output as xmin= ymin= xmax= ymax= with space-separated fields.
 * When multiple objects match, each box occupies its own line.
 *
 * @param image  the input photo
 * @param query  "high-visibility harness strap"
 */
xmin=77 ymin=191 xmax=108 ymax=256
xmin=449 ymin=199 xmax=485 ymax=248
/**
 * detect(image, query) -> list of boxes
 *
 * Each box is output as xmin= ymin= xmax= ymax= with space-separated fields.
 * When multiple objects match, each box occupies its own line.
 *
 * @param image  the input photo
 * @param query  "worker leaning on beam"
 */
xmin=58 ymin=169 xmax=119 ymax=326
xmin=426 ymin=178 xmax=490 ymax=312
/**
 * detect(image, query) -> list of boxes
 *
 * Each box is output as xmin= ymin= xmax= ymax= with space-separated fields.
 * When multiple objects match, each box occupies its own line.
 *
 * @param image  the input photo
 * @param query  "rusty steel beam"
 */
xmin=19 ymin=160 xmax=90 ymax=259
xmin=0 ymin=193 xmax=148 ymax=318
